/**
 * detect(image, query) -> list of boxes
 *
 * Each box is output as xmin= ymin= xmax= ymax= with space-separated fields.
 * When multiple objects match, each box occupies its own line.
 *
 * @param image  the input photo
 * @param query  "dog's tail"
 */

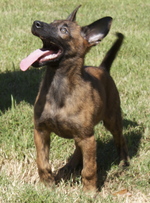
xmin=99 ymin=32 xmax=124 ymax=73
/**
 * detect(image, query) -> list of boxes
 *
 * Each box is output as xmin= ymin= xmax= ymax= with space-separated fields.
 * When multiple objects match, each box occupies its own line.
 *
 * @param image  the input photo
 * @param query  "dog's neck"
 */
xmin=40 ymin=57 xmax=84 ymax=108
xmin=45 ymin=56 xmax=84 ymax=81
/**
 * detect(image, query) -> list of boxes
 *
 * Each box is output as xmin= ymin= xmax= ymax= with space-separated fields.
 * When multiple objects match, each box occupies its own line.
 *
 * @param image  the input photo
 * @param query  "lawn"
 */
xmin=0 ymin=0 xmax=150 ymax=202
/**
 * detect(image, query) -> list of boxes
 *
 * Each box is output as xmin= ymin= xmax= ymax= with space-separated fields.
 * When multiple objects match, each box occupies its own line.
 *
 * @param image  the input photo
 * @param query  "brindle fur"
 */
xmin=32 ymin=6 xmax=129 ymax=191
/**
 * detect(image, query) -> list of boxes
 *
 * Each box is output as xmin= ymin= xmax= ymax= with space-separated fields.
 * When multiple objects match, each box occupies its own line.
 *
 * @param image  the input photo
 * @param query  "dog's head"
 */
xmin=20 ymin=5 xmax=112 ymax=71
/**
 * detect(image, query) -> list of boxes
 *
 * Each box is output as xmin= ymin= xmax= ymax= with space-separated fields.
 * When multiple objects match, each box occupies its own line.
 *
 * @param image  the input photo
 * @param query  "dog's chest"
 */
xmin=37 ymin=99 xmax=85 ymax=138
xmin=34 ymin=71 xmax=104 ymax=138
xmin=35 ymin=83 xmax=82 ymax=137
xmin=35 ymin=85 xmax=96 ymax=138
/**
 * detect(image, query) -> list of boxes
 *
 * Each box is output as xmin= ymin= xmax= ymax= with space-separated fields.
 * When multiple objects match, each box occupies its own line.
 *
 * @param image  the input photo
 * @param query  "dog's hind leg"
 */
xmin=34 ymin=128 xmax=54 ymax=185
xmin=66 ymin=141 xmax=83 ymax=169
xmin=55 ymin=141 xmax=83 ymax=182
xmin=103 ymin=110 xmax=129 ymax=167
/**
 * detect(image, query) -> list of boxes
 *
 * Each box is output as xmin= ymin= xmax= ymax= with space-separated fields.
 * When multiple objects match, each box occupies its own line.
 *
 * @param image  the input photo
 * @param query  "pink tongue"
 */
xmin=20 ymin=49 xmax=50 ymax=71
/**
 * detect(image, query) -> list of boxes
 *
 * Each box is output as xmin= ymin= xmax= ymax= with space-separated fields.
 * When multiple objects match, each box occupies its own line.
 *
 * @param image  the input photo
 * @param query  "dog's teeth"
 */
xmin=45 ymin=54 xmax=57 ymax=59
xmin=40 ymin=53 xmax=58 ymax=62
xmin=50 ymin=41 xmax=55 ymax=45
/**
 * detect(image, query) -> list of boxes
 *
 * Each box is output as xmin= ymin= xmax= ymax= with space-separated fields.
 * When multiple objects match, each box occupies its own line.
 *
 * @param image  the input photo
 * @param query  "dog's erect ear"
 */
xmin=81 ymin=17 xmax=112 ymax=46
xmin=66 ymin=5 xmax=81 ymax=22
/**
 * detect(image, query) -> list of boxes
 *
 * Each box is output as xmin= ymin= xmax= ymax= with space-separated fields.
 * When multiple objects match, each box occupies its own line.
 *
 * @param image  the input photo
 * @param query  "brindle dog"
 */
xmin=20 ymin=5 xmax=129 ymax=191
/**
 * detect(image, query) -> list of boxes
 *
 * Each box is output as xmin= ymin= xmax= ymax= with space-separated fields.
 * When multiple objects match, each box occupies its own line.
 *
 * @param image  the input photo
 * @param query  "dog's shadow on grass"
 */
xmin=0 ymin=68 xmax=44 ymax=112
xmin=56 ymin=119 xmax=142 ymax=190
xmin=96 ymin=119 xmax=143 ymax=190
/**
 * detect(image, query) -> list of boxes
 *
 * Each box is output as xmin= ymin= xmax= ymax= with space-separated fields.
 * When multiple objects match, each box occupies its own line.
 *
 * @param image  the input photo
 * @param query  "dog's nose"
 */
xmin=34 ymin=21 xmax=42 ymax=29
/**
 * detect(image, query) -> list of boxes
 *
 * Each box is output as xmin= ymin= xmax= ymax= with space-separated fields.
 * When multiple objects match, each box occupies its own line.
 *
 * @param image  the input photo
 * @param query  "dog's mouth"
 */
xmin=20 ymin=40 xmax=63 ymax=71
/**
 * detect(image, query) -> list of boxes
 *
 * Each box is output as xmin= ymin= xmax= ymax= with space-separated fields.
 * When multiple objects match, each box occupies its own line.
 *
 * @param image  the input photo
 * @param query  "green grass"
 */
xmin=0 ymin=0 xmax=150 ymax=202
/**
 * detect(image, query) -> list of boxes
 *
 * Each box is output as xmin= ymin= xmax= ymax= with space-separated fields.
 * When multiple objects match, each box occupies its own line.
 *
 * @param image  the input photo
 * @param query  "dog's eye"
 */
xmin=60 ymin=27 xmax=68 ymax=34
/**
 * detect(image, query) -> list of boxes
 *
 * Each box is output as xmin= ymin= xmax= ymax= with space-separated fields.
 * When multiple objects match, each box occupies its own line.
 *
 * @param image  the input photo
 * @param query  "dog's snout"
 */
xmin=34 ymin=21 xmax=42 ymax=29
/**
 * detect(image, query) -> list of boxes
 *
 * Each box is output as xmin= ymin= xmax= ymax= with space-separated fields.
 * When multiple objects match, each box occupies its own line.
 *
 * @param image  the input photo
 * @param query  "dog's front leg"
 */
xmin=34 ymin=128 xmax=54 ymax=185
xmin=77 ymin=135 xmax=97 ymax=191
